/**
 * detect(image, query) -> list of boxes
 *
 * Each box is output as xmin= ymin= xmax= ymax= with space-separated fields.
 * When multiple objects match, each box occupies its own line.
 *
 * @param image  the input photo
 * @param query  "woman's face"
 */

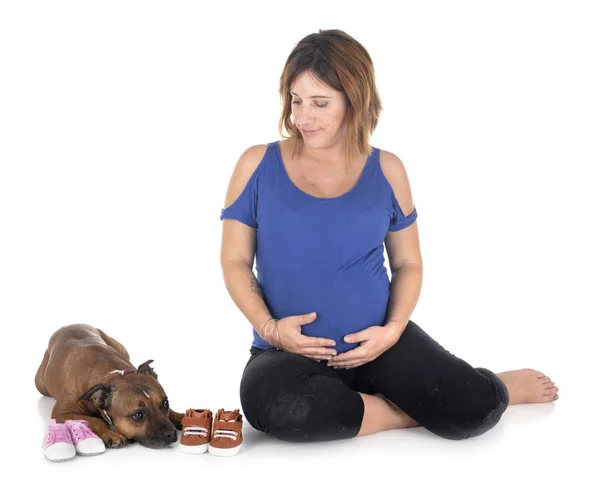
xmin=290 ymin=70 xmax=348 ymax=147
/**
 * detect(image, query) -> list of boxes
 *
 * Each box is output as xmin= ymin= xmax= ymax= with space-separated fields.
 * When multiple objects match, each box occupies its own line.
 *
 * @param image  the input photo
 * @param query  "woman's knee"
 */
xmin=431 ymin=367 xmax=509 ymax=440
xmin=239 ymin=351 xmax=293 ymax=433
xmin=258 ymin=374 xmax=362 ymax=442
xmin=239 ymin=353 xmax=362 ymax=442
xmin=238 ymin=350 xmax=316 ymax=436
xmin=259 ymin=384 xmax=319 ymax=442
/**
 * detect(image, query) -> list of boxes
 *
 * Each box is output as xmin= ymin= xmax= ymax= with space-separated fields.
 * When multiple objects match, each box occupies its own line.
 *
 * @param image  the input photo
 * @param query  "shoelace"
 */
xmin=183 ymin=425 xmax=208 ymax=437
xmin=213 ymin=429 xmax=238 ymax=440
xmin=66 ymin=421 xmax=89 ymax=442
xmin=46 ymin=424 xmax=72 ymax=446
xmin=213 ymin=417 xmax=239 ymax=440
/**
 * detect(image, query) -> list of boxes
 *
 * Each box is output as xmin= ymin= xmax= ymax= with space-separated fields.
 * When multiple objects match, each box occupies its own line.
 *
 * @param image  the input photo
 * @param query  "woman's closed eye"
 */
xmin=292 ymin=101 xmax=328 ymax=108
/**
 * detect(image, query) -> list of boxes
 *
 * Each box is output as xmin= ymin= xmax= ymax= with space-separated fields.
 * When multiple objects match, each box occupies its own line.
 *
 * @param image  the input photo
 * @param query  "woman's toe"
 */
xmin=545 ymin=386 xmax=558 ymax=395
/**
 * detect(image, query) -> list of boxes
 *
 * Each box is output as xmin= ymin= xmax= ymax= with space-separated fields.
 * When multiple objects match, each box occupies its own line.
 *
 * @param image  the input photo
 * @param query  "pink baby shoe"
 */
xmin=43 ymin=419 xmax=76 ymax=462
xmin=64 ymin=419 xmax=106 ymax=456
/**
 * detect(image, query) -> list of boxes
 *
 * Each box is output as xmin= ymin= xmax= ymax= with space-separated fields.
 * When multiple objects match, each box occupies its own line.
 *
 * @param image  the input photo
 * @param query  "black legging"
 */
xmin=239 ymin=320 xmax=509 ymax=442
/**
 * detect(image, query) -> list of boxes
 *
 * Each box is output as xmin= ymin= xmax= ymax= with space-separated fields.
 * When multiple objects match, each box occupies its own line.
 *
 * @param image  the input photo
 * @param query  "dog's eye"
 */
xmin=163 ymin=399 xmax=169 ymax=409
xmin=131 ymin=411 xmax=145 ymax=422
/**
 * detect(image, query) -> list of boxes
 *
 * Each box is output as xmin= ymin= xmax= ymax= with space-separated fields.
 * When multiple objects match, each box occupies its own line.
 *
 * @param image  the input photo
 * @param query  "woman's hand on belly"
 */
xmin=276 ymin=312 xmax=339 ymax=361
xmin=326 ymin=325 xmax=401 ymax=369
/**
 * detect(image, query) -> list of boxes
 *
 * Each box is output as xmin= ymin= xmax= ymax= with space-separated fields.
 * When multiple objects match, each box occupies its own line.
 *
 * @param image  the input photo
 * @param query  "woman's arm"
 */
xmin=381 ymin=150 xmax=423 ymax=339
xmin=221 ymin=218 xmax=273 ymax=335
xmin=220 ymin=145 xmax=274 ymax=340
xmin=221 ymin=255 xmax=274 ymax=336
xmin=385 ymin=257 xmax=423 ymax=338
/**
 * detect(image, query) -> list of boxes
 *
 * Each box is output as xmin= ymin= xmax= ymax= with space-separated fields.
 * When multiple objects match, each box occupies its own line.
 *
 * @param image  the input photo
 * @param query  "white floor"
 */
xmin=12 ymin=295 xmax=598 ymax=478
xmin=22 ymin=366 xmax=591 ymax=478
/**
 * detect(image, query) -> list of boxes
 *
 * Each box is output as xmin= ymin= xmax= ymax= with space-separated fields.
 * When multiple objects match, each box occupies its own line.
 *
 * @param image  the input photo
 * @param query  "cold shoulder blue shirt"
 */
xmin=220 ymin=141 xmax=418 ymax=353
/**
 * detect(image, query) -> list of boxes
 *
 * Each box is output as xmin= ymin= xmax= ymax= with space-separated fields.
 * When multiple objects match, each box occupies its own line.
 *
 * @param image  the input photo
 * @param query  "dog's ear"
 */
xmin=137 ymin=359 xmax=158 ymax=379
xmin=77 ymin=384 xmax=114 ymax=410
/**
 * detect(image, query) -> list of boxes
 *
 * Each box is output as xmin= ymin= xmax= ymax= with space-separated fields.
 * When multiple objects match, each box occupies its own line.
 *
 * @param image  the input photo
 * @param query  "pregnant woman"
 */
xmin=219 ymin=29 xmax=559 ymax=443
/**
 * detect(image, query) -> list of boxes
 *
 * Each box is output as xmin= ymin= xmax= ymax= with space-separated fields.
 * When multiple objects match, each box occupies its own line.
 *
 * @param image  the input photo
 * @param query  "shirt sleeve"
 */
xmin=219 ymin=167 xmax=260 ymax=229
xmin=388 ymin=193 xmax=418 ymax=232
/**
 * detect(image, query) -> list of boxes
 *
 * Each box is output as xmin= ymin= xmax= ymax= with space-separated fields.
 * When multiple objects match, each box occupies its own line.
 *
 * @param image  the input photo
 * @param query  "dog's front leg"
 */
xmin=52 ymin=402 xmax=130 ymax=448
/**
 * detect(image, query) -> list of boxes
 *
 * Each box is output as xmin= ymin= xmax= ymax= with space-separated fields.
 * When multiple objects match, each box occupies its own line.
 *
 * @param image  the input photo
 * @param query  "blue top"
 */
xmin=220 ymin=141 xmax=418 ymax=353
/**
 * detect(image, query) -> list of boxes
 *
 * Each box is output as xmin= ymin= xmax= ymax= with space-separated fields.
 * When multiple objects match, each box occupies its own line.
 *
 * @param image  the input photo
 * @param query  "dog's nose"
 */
xmin=162 ymin=427 xmax=177 ymax=444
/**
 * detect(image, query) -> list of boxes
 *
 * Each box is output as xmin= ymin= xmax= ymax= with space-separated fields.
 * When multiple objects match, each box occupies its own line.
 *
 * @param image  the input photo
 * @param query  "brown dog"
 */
xmin=35 ymin=324 xmax=184 ymax=449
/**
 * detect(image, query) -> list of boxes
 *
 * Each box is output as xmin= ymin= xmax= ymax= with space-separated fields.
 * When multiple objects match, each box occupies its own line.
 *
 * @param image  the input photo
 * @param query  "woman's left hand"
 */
xmin=327 ymin=324 xmax=404 ymax=369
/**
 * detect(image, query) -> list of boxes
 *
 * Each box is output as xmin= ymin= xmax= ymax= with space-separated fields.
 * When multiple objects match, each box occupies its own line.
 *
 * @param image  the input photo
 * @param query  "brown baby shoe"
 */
xmin=208 ymin=408 xmax=244 ymax=457
xmin=179 ymin=408 xmax=212 ymax=454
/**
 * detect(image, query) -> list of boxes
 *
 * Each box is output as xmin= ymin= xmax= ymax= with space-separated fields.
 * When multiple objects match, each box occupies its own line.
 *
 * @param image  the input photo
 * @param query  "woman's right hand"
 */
xmin=265 ymin=312 xmax=337 ymax=361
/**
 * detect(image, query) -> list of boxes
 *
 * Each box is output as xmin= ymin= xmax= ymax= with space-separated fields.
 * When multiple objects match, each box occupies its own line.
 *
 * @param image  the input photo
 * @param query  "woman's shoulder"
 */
xmin=378 ymin=149 xmax=416 ymax=214
xmin=229 ymin=142 xmax=274 ymax=180
xmin=237 ymin=143 xmax=270 ymax=171
xmin=223 ymin=143 xmax=271 ymax=209
xmin=378 ymin=149 xmax=408 ymax=178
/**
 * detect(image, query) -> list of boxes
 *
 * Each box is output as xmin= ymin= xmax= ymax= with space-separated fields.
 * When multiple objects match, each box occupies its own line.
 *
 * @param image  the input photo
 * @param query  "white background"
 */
xmin=1 ymin=0 xmax=599 ymax=476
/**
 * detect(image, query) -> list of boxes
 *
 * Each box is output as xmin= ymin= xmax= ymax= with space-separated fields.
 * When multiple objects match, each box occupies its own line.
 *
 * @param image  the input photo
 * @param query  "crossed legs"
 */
xmin=240 ymin=321 xmax=558 ymax=442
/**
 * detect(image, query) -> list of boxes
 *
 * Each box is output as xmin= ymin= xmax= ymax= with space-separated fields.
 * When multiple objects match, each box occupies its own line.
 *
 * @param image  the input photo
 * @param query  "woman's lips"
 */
xmin=302 ymin=129 xmax=319 ymax=136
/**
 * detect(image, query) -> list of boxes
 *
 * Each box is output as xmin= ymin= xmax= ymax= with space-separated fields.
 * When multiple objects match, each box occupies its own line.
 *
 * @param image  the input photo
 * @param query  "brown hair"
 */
xmin=278 ymin=29 xmax=383 ymax=167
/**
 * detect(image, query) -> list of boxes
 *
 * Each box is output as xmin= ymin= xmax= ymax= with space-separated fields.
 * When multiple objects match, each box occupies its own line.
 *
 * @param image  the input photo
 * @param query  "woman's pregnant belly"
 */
xmin=261 ymin=268 xmax=391 ymax=354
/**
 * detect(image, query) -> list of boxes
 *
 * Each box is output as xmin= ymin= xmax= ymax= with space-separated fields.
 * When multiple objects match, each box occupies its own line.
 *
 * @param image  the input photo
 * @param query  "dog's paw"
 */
xmin=101 ymin=430 xmax=130 ymax=448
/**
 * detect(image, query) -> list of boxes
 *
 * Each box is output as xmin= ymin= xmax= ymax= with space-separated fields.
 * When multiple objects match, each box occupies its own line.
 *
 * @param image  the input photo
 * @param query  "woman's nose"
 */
xmin=294 ymin=106 xmax=314 ymax=126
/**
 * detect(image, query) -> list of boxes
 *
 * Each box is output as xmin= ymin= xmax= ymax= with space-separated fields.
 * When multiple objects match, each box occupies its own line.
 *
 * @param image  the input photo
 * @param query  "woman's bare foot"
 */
xmin=497 ymin=368 xmax=559 ymax=405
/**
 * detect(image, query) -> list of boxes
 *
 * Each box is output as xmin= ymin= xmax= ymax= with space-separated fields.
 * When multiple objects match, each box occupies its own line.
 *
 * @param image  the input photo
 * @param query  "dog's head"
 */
xmin=77 ymin=360 xmax=182 ymax=448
